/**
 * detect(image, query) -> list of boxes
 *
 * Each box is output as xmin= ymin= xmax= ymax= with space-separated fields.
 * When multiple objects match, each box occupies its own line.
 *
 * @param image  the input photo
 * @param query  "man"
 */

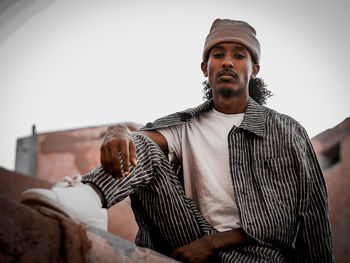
xmin=22 ymin=19 xmax=333 ymax=262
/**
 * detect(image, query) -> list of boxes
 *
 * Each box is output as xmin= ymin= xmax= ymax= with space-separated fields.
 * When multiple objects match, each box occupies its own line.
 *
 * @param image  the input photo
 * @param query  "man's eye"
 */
xmin=213 ymin=53 xmax=224 ymax=58
xmin=234 ymin=54 xmax=245 ymax=59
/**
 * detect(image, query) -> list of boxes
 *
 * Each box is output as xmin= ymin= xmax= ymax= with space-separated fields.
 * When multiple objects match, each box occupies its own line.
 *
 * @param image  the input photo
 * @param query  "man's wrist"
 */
xmin=205 ymin=228 xmax=248 ymax=252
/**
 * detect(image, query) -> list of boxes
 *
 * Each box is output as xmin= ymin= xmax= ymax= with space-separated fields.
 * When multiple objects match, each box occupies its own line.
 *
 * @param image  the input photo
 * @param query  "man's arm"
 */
xmin=100 ymin=124 xmax=168 ymax=179
xmin=171 ymin=228 xmax=248 ymax=263
xmin=293 ymin=126 xmax=333 ymax=262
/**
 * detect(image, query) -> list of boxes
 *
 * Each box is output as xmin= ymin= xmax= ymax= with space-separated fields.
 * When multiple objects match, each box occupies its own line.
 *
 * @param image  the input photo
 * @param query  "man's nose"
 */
xmin=222 ymin=57 xmax=233 ymax=68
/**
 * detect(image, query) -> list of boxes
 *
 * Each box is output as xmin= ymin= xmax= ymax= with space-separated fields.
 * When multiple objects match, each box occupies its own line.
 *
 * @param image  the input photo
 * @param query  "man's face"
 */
xmin=201 ymin=42 xmax=259 ymax=99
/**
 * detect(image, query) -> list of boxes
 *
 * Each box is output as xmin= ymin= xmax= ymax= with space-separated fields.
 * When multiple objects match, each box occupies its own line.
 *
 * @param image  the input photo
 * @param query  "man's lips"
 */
xmin=218 ymin=70 xmax=237 ymax=78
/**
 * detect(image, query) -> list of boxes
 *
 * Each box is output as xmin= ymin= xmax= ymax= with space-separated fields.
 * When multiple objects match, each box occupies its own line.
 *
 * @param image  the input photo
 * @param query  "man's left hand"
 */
xmin=170 ymin=228 xmax=247 ymax=263
xmin=171 ymin=236 xmax=214 ymax=263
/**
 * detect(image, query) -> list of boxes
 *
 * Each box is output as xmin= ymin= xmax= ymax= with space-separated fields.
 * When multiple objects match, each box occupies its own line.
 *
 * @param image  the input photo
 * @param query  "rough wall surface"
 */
xmin=0 ymin=196 xmax=90 ymax=263
xmin=0 ymin=168 xmax=53 ymax=201
xmin=0 ymin=195 xmax=177 ymax=263
xmin=36 ymin=126 xmax=106 ymax=181
xmin=28 ymin=123 xmax=140 ymax=242
xmin=324 ymin=133 xmax=350 ymax=262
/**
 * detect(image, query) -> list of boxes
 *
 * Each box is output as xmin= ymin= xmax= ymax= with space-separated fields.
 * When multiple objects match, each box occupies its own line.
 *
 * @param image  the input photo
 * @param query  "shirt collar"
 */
xmin=239 ymin=97 xmax=267 ymax=137
xmin=183 ymin=97 xmax=267 ymax=137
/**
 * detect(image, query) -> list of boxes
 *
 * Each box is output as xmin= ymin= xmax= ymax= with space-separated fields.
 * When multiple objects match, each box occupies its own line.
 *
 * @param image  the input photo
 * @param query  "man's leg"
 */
xmin=21 ymin=132 xmax=249 ymax=261
xmin=89 ymin=133 xmax=273 ymax=263
xmin=21 ymin=132 xmax=215 ymax=248
xmin=81 ymin=132 xmax=217 ymax=253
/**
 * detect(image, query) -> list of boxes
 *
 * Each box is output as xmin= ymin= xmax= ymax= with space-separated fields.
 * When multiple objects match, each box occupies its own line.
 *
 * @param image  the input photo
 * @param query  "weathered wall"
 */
xmin=312 ymin=118 xmax=350 ymax=262
xmin=36 ymin=126 xmax=106 ymax=181
xmin=0 ymin=195 xmax=90 ymax=263
xmin=0 ymin=194 xmax=177 ymax=262
xmin=15 ymin=123 xmax=141 ymax=242
xmin=323 ymin=132 xmax=350 ymax=261
xmin=0 ymin=168 xmax=53 ymax=201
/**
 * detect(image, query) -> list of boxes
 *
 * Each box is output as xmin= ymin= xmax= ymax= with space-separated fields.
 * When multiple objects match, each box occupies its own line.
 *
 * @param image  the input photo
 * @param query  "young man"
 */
xmin=22 ymin=19 xmax=333 ymax=262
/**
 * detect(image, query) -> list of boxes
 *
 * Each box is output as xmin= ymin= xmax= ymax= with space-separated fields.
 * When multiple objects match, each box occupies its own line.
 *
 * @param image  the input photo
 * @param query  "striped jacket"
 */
xmin=139 ymin=97 xmax=333 ymax=262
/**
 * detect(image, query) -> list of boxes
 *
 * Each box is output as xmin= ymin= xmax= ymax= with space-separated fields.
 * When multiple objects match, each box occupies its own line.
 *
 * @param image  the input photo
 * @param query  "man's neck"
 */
xmin=213 ymin=93 xmax=248 ymax=114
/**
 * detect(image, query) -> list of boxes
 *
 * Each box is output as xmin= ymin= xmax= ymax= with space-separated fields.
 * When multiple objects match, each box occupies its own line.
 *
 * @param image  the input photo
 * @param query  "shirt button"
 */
xmin=146 ymin=122 xmax=153 ymax=128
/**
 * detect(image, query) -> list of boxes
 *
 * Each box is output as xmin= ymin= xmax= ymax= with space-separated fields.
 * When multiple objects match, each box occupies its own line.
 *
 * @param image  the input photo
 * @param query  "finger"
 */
xmin=171 ymin=250 xmax=183 ymax=260
xmin=129 ymin=140 xmax=138 ymax=167
xmin=100 ymin=146 xmax=106 ymax=170
xmin=170 ymin=251 xmax=178 ymax=259
xmin=174 ymin=254 xmax=185 ymax=262
xmin=102 ymin=145 xmax=113 ymax=174
xmin=111 ymin=144 xmax=123 ymax=179
xmin=121 ymin=140 xmax=130 ymax=175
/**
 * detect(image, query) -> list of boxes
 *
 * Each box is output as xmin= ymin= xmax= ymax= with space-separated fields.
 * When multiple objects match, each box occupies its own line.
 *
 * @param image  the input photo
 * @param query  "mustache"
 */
xmin=217 ymin=69 xmax=238 ymax=78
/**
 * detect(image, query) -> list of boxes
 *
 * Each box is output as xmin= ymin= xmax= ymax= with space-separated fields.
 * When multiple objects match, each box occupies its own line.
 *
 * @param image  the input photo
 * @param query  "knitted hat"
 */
xmin=203 ymin=19 xmax=260 ymax=64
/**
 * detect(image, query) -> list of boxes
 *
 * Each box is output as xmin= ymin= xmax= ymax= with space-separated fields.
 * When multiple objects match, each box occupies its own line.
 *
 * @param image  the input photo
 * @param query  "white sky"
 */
xmin=0 ymin=0 xmax=349 ymax=171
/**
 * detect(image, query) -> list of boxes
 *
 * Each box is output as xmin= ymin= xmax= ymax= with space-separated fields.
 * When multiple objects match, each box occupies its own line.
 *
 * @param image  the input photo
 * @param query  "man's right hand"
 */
xmin=100 ymin=125 xmax=138 ymax=179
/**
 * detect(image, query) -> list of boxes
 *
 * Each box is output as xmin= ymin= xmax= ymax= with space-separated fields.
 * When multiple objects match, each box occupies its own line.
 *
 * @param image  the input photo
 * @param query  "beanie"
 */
xmin=203 ymin=19 xmax=260 ymax=64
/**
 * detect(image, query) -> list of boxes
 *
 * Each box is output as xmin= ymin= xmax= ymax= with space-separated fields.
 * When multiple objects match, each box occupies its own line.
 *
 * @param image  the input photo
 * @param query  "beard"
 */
xmin=216 ymin=86 xmax=244 ymax=99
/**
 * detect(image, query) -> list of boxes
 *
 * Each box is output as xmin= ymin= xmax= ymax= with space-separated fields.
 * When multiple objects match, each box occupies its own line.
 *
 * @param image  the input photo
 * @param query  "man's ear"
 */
xmin=251 ymin=64 xmax=260 ymax=79
xmin=201 ymin=62 xmax=208 ymax=77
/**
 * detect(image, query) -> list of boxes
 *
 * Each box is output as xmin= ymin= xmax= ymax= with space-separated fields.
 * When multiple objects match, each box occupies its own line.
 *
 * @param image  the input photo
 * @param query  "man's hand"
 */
xmin=171 ymin=228 xmax=248 ymax=263
xmin=100 ymin=125 xmax=137 ymax=179
xmin=171 ymin=235 xmax=214 ymax=263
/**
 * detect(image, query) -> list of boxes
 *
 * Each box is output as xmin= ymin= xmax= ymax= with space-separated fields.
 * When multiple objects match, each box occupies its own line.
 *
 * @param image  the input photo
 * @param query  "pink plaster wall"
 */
xmin=324 ymin=133 xmax=350 ymax=262
xmin=35 ymin=124 xmax=139 ymax=242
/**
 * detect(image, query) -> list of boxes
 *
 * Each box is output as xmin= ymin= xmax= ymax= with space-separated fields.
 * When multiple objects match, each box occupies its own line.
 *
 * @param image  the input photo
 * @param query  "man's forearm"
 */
xmin=206 ymin=228 xmax=248 ymax=251
xmin=171 ymin=228 xmax=248 ymax=262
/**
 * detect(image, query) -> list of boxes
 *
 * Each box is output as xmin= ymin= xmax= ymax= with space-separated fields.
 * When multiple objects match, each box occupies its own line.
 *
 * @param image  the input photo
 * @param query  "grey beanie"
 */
xmin=203 ymin=19 xmax=260 ymax=64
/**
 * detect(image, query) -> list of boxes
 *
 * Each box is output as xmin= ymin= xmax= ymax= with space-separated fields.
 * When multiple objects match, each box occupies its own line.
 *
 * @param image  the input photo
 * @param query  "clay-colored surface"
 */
xmin=0 ymin=195 xmax=176 ymax=263
xmin=36 ymin=123 xmax=141 ymax=182
xmin=0 ymin=168 xmax=53 ymax=201
xmin=0 ymin=165 xmax=138 ymax=243
xmin=36 ymin=126 xmax=106 ymax=181
xmin=0 ymin=196 xmax=90 ymax=263
xmin=324 ymin=133 xmax=350 ymax=262
xmin=33 ymin=123 xmax=140 ymax=242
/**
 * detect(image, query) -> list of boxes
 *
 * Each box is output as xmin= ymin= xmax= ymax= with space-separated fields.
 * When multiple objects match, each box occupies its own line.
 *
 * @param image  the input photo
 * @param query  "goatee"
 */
xmin=217 ymin=89 xmax=241 ymax=98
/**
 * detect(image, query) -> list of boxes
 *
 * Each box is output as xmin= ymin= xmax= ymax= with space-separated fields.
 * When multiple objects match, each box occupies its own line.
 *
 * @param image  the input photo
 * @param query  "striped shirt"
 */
xmin=82 ymin=97 xmax=333 ymax=262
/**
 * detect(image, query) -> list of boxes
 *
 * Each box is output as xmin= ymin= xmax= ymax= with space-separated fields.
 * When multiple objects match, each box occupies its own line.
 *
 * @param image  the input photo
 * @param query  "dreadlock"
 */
xmin=202 ymin=77 xmax=272 ymax=105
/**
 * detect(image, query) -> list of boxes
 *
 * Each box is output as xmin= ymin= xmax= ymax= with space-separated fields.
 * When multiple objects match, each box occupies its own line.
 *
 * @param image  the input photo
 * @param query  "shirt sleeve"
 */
xmin=82 ymin=133 xmax=166 ymax=208
xmin=156 ymin=125 xmax=183 ymax=163
xmin=293 ymin=125 xmax=334 ymax=263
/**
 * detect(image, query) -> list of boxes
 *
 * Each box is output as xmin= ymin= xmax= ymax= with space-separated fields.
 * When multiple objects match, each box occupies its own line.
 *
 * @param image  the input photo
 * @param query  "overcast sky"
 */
xmin=0 ymin=0 xmax=349 ymax=172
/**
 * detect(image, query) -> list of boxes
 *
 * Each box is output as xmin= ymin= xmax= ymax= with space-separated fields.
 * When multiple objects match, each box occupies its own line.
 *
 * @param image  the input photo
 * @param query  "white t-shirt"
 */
xmin=157 ymin=108 xmax=244 ymax=231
